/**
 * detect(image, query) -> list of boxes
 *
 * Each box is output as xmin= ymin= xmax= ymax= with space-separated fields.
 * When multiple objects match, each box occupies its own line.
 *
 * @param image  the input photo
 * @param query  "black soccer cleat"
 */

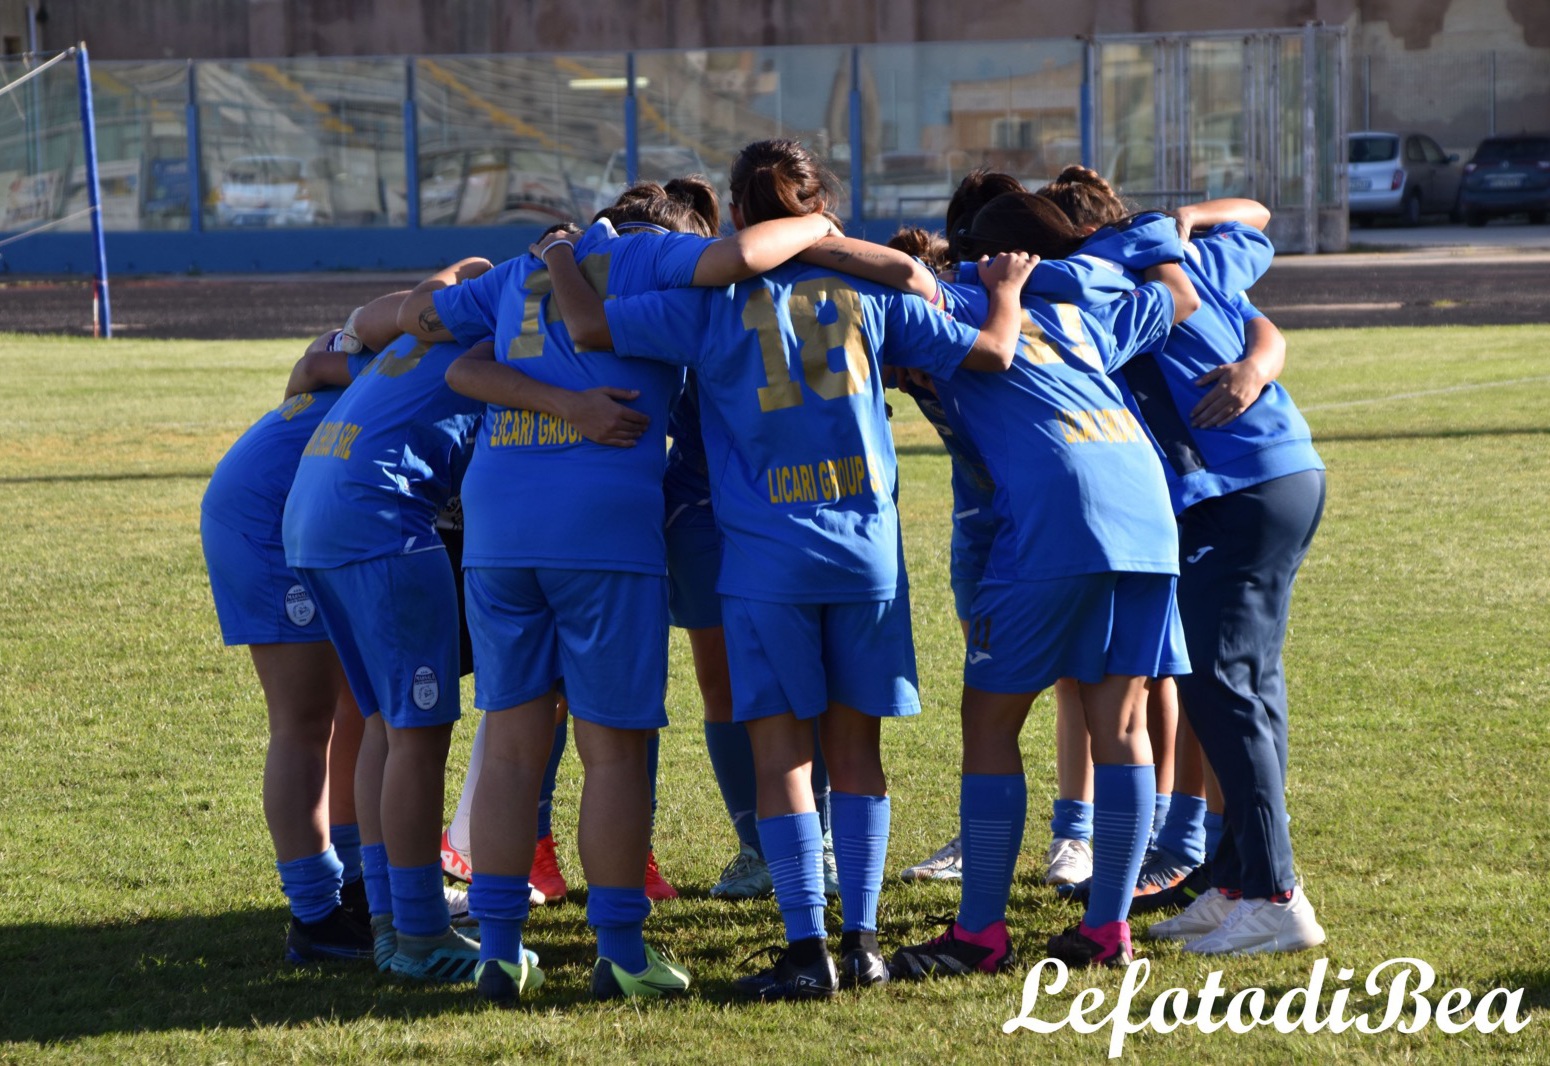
xmin=284 ymin=904 xmax=374 ymax=964
xmin=838 ymin=930 xmax=889 ymax=989
xmin=732 ymin=941 xmax=839 ymax=1002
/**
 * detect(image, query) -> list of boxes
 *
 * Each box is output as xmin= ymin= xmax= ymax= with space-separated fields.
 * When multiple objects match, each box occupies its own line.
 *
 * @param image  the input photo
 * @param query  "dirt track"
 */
xmin=0 ymin=254 xmax=1546 ymax=339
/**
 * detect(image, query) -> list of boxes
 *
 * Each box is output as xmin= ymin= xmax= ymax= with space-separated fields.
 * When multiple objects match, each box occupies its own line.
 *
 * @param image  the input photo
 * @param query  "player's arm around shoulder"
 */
xmin=961 ymin=251 xmax=1037 ymax=372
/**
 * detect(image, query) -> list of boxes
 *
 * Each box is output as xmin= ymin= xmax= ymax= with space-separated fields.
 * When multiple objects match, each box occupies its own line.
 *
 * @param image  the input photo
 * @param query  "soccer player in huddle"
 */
xmin=1039 ymin=166 xmax=1328 ymax=956
xmin=201 ymin=331 xmax=375 ymax=963
xmin=400 ymin=178 xmax=843 ymax=1004
xmin=543 ymin=137 xmax=1034 ymax=998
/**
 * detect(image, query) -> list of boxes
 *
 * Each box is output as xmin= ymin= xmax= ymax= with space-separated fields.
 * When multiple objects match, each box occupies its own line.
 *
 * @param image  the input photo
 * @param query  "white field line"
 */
xmin=1302 ymin=375 xmax=1550 ymax=412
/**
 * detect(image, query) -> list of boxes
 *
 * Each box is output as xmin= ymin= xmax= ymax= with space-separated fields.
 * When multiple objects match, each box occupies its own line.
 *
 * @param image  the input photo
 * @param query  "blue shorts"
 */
xmin=964 ymin=572 xmax=1189 ymax=694
xmin=201 ymin=509 xmax=327 ymax=646
xmin=465 ymin=566 xmax=669 ymax=730
xmin=665 ymin=500 xmax=721 ymax=630
xmin=296 ymin=550 xmax=462 ymax=728
xmin=721 ymin=595 xmax=921 ymax=723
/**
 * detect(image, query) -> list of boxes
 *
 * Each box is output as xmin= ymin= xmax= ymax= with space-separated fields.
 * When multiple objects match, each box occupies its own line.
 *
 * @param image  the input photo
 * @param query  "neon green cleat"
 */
xmin=590 ymin=944 xmax=691 ymax=1000
xmin=475 ymin=949 xmax=544 ymax=1006
xmin=389 ymin=927 xmax=481 ymax=983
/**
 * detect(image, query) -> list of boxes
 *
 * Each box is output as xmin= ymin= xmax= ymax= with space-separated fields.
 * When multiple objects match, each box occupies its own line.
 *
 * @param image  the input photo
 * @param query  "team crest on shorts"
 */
xmin=283 ymin=584 xmax=316 ymax=627
xmin=412 ymin=666 xmax=440 ymax=711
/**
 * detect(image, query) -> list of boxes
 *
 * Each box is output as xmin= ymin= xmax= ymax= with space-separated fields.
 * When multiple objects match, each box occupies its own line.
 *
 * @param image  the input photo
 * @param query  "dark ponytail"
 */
xmin=945 ymin=169 xmax=1027 ymax=260
xmin=663 ymin=174 xmax=721 ymax=235
xmin=1035 ymin=164 xmax=1130 ymax=229
xmin=729 ymin=139 xmax=840 ymax=227
xmin=963 ymin=191 xmax=1087 ymax=261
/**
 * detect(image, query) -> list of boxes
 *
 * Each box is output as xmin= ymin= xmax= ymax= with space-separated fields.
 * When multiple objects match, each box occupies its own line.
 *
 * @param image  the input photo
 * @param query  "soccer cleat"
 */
xmin=1145 ymin=886 xmax=1239 ymax=941
xmin=644 ymin=851 xmax=679 ymax=902
xmin=530 ymin=833 xmax=568 ymax=903
xmin=710 ymin=845 xmax=774 ymax=900
xmin=888 ymin=918 xmax=1016 ymax=980
xmin=445 ymin=884 xmax=475 ymax=927
xmin=284 ymin=905 xmax=374 ymax=964
xmin=441 ymin=828 xmax=472 ymax=884
xmin=1133 ymin=848 xmax=1197 ymax=897
xmin=1044 ymin=836 xmax=1093 ymax=886
xmin=822 ymin=834 xmax=841 ymax=899
xmin=733 ymin=943 xmax=839 ymax=1001
xmin=837 ymin=931 xmax=888 ymax=989
xmin=370 ymin=914 xmax=397 ymax=972
xmin=590 ymin=944 xmax=692 ymax=1000
xmin=1046 ymin=920 xmax=1133 ymax=969
xmin=899 ymin=834 xmax=963 ymax=882
xmin=339 ymin=878 xmax=369 ymax=927
xmin=389 ymin=927 xmax=482 ymax=983
xmin=1131 ymin=858 xmax=1212 ymax=916
xmin=474 ymin=949 xmax=544 ymax=1006
xmin=1182 ymin=888 xmax=1327 ymax=956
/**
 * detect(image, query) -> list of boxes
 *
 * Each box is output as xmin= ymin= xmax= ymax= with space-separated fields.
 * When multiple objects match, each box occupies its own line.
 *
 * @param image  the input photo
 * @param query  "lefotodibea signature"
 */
xmin=1004 ymin=956 xmax=1532 ymax=1058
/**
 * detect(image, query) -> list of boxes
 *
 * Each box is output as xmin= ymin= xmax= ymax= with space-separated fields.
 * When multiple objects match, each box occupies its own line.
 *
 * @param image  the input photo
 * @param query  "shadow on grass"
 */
xmin=0 ymin=904 xmax=737 ymax=1043
xmin=0 ymin=470 xmax=213 ymax=486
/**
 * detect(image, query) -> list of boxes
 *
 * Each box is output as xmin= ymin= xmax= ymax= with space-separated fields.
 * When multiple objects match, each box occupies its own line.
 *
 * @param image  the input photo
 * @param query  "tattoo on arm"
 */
xmin=418 ymin=306 xmax=443 ymax=334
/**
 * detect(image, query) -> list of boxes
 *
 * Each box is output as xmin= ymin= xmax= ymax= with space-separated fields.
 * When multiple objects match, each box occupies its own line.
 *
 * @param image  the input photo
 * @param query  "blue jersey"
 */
xmin=282 ymin=335 xmax=483 ymax=568
xmin=604 ymin=263 xmax=982 ymax=603
xmin=664 ymin=371 xmax=713 ymax=512
xmin=433 ymin=221 xmax=711 ymax=573
xmin=1078 ymin=214 xmax=1323 ymax=512
xmin=932 ymin=278 xmax=1179 ymax=580
xmin=204 ymin=383 xmax=354 ymax=542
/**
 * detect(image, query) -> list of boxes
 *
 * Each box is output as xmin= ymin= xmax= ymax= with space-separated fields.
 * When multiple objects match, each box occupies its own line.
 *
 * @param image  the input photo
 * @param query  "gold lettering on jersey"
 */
xmin=1019 ymin=303 xmax=1101 ymax=369
xmin=746 ymin=277 xmax=869 ymax=412
xmin=511 ymin=253 xmax=616 ymax=360
xmin=279 ymin=393 xmax=316 ymax=421
xmin=301 ymin=419 xmax=364 ymax=459
xmin=1058 ymin=407 xmax=1145 ymax=444
xmin=369 ymin=340 xmax=431 ymax=378
xmin=766 ymin=453 xmax=877 ymax=505
xmin=486 ymin=409 xmax=582 ymax=448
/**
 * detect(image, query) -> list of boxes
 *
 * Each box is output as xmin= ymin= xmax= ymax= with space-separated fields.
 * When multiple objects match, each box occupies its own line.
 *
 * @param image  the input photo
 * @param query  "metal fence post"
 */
xmin=849 ymin=46 xmax=863 ymax=228
xmin=76 ymin=44 xmax=110 ymax=336
xmin=1302 ymin=22 xmax=1318 ymax=254
xmin=186 ymin=59 xmax=202 ymax=235
xmin=625 ymin=52 xmax=638 ymax=186
xmin=1080 ymin=39 xmax=1095 ymax=170
xmin=1488 ymin=51 xmax=1496 ymax=136
xmin=404 ymin=57 xmax=420 ymax=229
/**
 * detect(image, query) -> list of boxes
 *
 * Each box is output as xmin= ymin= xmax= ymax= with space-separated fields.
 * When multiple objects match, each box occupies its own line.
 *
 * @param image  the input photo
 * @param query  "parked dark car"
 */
xmin=1458 ymin=134 xmax=1550 ymax=226
xmin=1347 ymin=131 xmax=1461 ymax=226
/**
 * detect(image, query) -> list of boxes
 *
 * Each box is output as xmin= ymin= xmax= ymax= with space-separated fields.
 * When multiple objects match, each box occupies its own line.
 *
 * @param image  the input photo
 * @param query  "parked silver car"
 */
xmin=1347 ymin=131 xmax=1462 ymax=226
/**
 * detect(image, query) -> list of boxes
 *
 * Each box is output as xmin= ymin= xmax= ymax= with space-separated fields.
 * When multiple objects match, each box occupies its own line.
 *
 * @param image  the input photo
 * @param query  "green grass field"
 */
xmin=1 ymin=325 xmax=1547 ymax=1063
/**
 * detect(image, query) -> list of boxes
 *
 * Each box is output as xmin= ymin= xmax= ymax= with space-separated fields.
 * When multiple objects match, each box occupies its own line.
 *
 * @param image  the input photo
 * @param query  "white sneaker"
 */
xmin=445 ymin=883 xmax=543 ymax=927
xmin=1183 ymin=888 xmax=1327 ymax=956
xmin=1145 ymin=887 xmax=1238 ymax=941
xmin=899 ymin=834 xmax=963 ymax=881
xmin=1044 ymin=837 xmax=1093 ymax=886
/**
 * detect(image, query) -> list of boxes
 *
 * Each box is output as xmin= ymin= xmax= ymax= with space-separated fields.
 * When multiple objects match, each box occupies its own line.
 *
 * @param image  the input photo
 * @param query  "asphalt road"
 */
xmin=0 ymin=246 xmax=1546 ymax=339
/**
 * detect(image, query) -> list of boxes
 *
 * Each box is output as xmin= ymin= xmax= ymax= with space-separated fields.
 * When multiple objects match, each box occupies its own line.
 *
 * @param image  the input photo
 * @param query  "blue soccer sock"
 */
xmin=589 ymin=884 xmax=650 ymax=974
xmin=1153 ymin=792 xmax=1208 ymax=866
xmin=756 ymin=811 xmax=827 ymax=943
xmin=536 ymin=719 xmax=567 ymax=841
xmin=1203 ymin=810 xmax=1226 ymax=859
xmin=647 ymin=731 xmax=660 ymax=848
xmin=361 ymin=841 xmax=393 ymax=918
xmin=704 ymin=721 xmax=762 ymax=856
xmin=468 ymin=872 xmax=531 ymax=965
xmin=958 ymin=774 xmax=1027 ymax=934
xmin=330 ymin=823 xmax=363 ymax=884
xmin=810 ymin=727 xmax=832 ymax=839
xmin=830 ymin=791 xmax=889 ymax=933
xmin=1050 ymin=797 xmax=1093 ymax=842
xmin=1086 ymin=764 xmax=1156 ymax=927
xmin=1149 ymin=791 xmax=1172 ymax=850
xmin=277 ymin=847 xmax=344 ymax=924
xmin=389 ymin=861 xmax=451 ymax=937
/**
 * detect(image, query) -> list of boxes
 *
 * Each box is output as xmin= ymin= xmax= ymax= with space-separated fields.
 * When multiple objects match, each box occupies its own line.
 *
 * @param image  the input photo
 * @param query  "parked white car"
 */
xmin=1347 ymin=131 xmax=1461 ymax=226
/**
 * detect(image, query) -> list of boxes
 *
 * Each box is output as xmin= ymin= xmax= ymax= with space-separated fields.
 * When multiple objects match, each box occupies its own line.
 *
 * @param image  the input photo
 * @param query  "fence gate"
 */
xmin=1090 ymin=25 xmax=1347 ymax=253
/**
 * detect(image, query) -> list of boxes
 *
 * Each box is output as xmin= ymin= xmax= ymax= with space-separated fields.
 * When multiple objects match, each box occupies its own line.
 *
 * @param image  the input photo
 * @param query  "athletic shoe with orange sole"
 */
xmin=531 ymin=833 xmax=568 ymax=903
xmin=644 ymin=851 xmax=679 ymax=901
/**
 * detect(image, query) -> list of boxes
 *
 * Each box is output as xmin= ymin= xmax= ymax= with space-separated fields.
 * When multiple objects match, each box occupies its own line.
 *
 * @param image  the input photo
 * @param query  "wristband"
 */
xmin=539 ymin=239 xmax=575 ymax=259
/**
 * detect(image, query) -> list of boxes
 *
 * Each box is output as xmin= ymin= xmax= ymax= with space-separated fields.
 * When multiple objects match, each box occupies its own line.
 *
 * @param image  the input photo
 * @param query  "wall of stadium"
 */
xmin=24 ymin=0 xmax=1550 ymax=60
